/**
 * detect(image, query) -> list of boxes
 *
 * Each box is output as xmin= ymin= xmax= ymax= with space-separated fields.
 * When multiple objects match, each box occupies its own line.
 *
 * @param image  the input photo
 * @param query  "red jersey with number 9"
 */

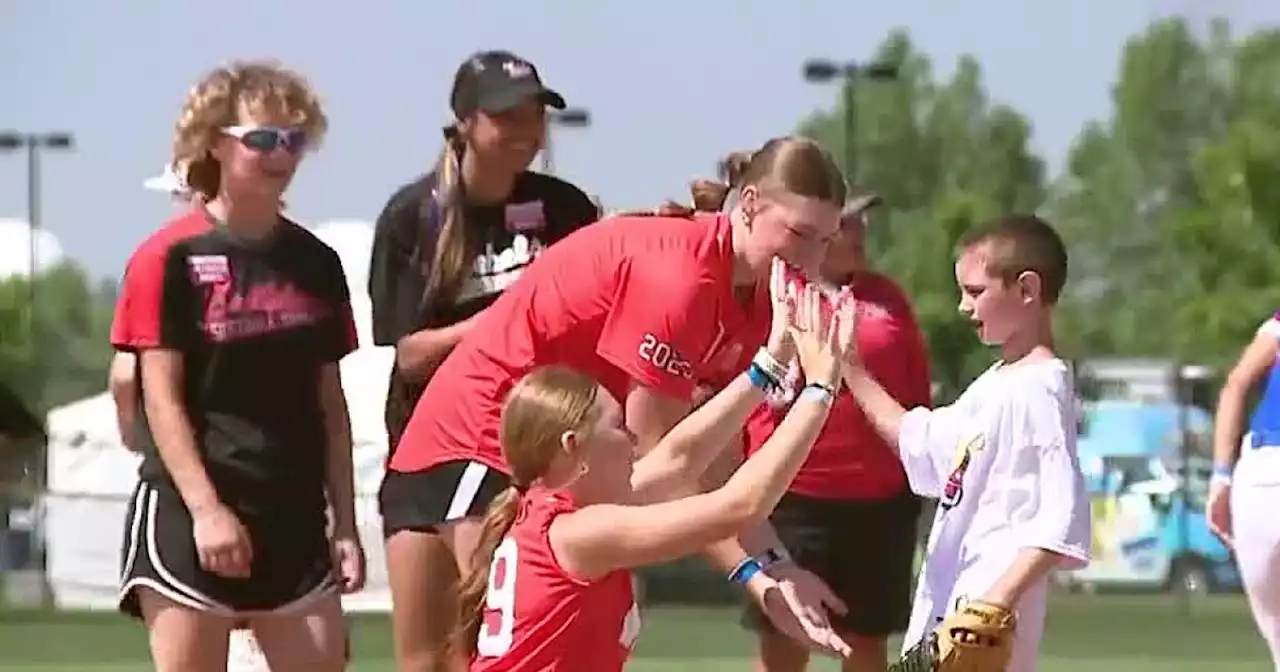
xmin=471 ymin=491 xmax=640 ymax=672
xmin=391 ymin=213 xmax=769 ymax=473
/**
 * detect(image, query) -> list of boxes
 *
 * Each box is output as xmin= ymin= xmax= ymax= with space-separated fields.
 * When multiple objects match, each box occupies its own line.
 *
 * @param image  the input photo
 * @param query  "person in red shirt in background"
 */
xmin=741 ymin=194 xmax=932 ymax=672
xmin=383 ymin=136 xmax=851 ymax=670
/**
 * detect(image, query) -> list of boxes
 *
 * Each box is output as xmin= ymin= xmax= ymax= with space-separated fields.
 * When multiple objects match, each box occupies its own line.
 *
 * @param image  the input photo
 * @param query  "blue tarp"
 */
xmin=1077 ymin=400 xmax=1212 ymax=460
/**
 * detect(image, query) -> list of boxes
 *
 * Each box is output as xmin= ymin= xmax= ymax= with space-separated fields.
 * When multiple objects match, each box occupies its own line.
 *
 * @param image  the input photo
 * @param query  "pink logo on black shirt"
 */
xmin=203 ymin=281 xmax=329 ymax=343
xmin=505 ymin=201 xmax=546 ymax=233
xmin=187 ymin=255 xmax=230 ymax=285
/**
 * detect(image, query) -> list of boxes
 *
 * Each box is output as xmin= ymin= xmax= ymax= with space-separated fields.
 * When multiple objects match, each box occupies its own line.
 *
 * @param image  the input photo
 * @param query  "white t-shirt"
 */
xmin=897 ymin=358 xmax=1092 ymax=672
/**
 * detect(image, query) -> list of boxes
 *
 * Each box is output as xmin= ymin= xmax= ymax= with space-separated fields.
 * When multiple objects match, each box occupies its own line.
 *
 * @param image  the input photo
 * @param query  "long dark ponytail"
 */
xmin=420 ymin=125 xmax=475 ymax=311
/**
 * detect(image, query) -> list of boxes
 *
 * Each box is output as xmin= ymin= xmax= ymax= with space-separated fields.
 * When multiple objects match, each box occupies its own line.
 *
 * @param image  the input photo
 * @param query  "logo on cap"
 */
xmin=502 ymin=60 xmax=533 ymax=79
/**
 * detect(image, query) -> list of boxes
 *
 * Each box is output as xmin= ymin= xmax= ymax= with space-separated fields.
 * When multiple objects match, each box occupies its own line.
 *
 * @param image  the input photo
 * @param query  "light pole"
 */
xmin=1172 ymin=362 xmax=1213 ymax=615
xmin=0 ymin=132 xmax=76 ymax=312
xmin=801 ymin=59 xmax=898 ymax=184
xmin=0 ymin=131 xmax=72 ymax=601
xmin=542 ymin=108 xmax=590 ymax=175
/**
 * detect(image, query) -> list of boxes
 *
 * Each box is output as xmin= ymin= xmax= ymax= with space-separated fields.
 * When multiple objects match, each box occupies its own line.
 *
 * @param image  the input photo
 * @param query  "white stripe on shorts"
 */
xmin=119 ymin=483 xmax=235 ymax=615
xmin=443 ymin=462 xmax=490 ymax=521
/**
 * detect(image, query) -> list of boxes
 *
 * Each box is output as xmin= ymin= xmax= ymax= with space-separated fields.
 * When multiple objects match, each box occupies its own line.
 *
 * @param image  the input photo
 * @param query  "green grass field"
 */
xmin=0 ymin=594 xmax=1270 ymax=671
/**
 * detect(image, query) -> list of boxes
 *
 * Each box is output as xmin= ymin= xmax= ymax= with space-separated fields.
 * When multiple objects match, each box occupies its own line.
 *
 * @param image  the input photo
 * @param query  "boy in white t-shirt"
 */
xmin=843 ymin=214 xmax=1091 ymax=672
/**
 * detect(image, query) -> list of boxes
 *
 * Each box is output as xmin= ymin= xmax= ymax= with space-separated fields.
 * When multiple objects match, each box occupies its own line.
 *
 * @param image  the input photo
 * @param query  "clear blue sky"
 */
xmin=2 ymin=0 xmax=1276 ymax=278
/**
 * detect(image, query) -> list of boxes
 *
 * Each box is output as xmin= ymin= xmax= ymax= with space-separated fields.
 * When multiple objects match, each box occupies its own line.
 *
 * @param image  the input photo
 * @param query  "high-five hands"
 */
xmin=765 ymin=257 xmax=799 ymax=364
xmin=790 ymin=281 xmax=856 ymax=391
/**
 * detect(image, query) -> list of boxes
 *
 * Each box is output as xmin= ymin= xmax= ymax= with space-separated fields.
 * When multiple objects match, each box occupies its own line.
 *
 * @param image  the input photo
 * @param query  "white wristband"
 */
xmin=752 ymin=348 xmax=788 ymax=385
xmin=799 ymin=383 xmax=834 ymax=406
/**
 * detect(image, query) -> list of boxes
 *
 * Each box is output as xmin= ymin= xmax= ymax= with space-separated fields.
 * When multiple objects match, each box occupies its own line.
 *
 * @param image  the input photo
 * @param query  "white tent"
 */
xmin=46 ymin=393 xmax=142 ymax=498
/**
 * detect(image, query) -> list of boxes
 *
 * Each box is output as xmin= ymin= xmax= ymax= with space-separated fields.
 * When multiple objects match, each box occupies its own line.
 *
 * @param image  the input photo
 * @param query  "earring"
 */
xmin=578 ymin=461 xmax=590 ymax=477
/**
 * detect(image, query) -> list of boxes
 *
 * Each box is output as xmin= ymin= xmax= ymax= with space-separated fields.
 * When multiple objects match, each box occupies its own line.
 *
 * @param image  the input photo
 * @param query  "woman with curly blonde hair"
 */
xmin=109 ymin=60 xmax=361 ymax=671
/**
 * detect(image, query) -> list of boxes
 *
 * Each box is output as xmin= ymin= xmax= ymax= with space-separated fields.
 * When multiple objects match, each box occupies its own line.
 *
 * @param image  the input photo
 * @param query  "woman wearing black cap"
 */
xmin=368 ymin=50 xmax=599 ymax=671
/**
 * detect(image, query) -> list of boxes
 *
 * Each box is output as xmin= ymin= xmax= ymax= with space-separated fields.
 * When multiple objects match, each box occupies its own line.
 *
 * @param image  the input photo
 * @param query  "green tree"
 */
xmin=1052 ymin=18 xmax=1280 ymax=370
xmin=798 ymin=30 xmax=1048 ymax=399
xmin=1166 ymin=26 xmax=1280 ymax=366
xmin=0 ymin=263 xmax=116 ymax=413
xmin=799 ymin=19 xmax=1280 ymax=390
xmin=1050 ymin=18 xmax=1228 ymax=360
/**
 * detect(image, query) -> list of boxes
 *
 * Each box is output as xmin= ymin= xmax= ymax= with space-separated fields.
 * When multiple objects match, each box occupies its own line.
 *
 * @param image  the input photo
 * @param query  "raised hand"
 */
xmin=833 ymin=288 xmax=857 ymax=364
xmin=789 ymin=285 xmax=847 ymax=389
xmin=765 ymin=257 xmax=798 ymax=364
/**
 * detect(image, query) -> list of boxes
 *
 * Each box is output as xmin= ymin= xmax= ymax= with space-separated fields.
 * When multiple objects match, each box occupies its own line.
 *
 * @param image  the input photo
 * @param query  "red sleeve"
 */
xmin=596 ymin=261 xmax=717 ymax=401
xmin=876 ymin=280 xmax=933 ymax=410
xmin=900 ymin=311 xmax=933 ymax=409
xmin=108 ymin=290 xmax=132 ymax=347
xmin=110 ymin=241 xmax=196 ymax=352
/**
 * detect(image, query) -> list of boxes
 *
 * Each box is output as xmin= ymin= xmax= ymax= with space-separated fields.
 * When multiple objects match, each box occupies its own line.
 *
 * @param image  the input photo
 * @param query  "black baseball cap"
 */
xmin=450 ymin=50 xmax=567 ymax=118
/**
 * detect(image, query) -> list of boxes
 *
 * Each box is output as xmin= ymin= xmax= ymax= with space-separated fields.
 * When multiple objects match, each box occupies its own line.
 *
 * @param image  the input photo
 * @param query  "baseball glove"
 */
xmin=888 ymin=601 xmax=1016 ymax=672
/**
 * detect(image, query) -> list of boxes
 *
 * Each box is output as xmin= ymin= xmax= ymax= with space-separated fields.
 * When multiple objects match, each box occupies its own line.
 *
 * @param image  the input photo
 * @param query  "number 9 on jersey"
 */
xmin=477 ymin=538 xmax=519 ymax=656
xmin=475 ymin=535 xmax=643 ymax=658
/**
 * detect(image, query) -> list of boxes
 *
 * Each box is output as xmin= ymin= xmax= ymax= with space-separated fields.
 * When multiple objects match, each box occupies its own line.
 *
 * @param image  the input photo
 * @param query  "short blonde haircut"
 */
xmin=171 ymin=60 xmax=328 ymax=200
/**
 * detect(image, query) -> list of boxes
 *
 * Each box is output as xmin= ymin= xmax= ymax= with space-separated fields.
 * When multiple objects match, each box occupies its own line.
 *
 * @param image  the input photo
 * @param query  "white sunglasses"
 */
xmin=222 ymin=125 xmax=308 ymax=153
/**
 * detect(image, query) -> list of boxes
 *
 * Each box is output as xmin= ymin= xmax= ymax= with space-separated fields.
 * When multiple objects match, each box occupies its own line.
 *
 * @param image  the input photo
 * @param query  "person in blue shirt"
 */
xmin=1209 ymin=310 xmax=1280 ymax=667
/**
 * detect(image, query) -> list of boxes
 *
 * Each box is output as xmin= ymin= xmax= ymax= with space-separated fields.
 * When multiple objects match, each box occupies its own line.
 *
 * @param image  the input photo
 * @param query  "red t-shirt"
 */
xmin=471 ymin=492 xmax=639 ymax=672
xmin=744 ymin=271 xmax=931 ymax=500
xmin=391 ymin=213 xmax=769 ymax=473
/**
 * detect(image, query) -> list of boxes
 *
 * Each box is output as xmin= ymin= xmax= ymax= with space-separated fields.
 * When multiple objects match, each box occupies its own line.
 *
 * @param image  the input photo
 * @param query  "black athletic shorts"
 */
xmin=118 ymin=481 xmax=336 ymax=618
xmin=744 ymin=488 xmax=921 ymax=637
xmin=379 ymin=460 xmax=511 ymax=537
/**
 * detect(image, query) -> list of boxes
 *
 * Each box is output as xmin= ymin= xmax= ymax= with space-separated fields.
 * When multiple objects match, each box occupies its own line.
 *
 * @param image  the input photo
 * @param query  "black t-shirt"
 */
xmin=112 ymin=209 xmax=356 ymax=518
xmin=368 ymin=170 xmax=599 ymax=452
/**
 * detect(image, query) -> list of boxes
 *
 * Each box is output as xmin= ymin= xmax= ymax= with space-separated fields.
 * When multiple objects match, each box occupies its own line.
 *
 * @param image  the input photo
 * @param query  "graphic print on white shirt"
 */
xmin=939 ymin=433 xmax=984 ymax=511
xmin=896 ymin=359 xmax=1092 ymax=672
